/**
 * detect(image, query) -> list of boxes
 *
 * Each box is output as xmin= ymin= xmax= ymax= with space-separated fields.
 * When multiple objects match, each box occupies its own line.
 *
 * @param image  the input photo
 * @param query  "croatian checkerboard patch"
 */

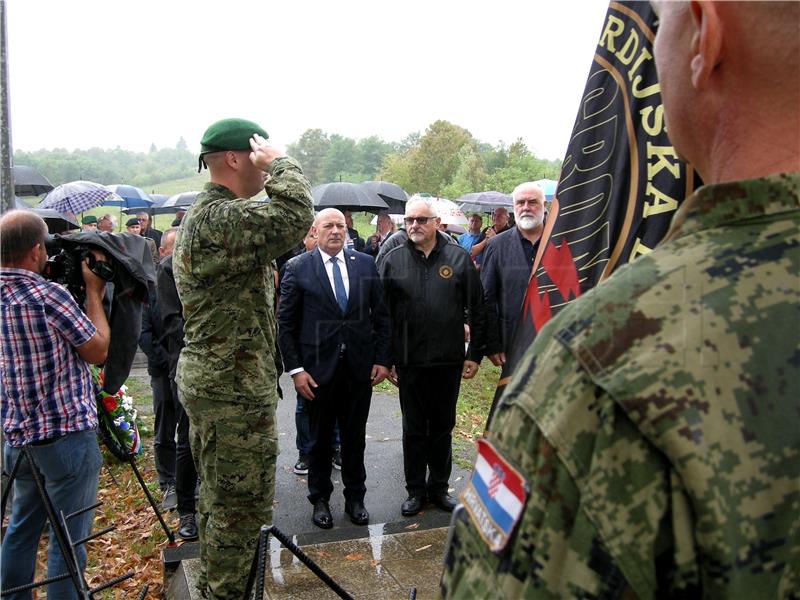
xmin=459 ymin=438 xmax=528 ymax=552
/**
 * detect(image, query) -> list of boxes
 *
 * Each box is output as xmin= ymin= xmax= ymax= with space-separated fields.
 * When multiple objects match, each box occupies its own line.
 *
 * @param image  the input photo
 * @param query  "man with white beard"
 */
xmin=480 ymin=182 xmax=546 ymax=365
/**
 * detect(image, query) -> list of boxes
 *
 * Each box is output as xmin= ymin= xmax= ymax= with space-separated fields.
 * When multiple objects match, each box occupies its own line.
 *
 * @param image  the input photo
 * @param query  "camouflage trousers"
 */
xmin=179 ymin=391 xmax=278 ymax=600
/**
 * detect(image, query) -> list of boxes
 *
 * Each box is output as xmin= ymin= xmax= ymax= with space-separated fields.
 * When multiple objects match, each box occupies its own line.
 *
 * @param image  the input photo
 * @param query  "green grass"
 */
xmin=141 ymin=173 xmax=209 ymax=196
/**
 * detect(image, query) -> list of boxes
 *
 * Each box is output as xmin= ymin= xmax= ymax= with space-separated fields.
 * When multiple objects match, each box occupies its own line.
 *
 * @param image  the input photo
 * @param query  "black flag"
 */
xmin=487 ymin=1 xmax=701 ymax=426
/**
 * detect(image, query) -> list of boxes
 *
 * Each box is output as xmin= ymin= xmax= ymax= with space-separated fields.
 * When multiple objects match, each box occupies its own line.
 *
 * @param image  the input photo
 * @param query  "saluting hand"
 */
xmin=249 ymin=133 xmax=285 ymax=171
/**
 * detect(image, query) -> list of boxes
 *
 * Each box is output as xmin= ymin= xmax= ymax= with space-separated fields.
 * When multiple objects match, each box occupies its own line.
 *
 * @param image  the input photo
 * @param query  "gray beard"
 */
xmin=517 ymin=215 xmax=542 ymax=230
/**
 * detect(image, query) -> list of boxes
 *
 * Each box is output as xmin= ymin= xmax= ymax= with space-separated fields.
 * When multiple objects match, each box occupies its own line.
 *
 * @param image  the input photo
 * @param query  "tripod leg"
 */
xmin=126 ymin=455 xmax=176 ymax=545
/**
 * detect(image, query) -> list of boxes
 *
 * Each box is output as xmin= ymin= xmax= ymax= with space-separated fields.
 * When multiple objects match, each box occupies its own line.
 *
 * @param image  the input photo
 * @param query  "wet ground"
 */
xmin=170 ymin=526 xmax=450 ymax=599
xmin=134 ymin=360 xmax=476 ymax=599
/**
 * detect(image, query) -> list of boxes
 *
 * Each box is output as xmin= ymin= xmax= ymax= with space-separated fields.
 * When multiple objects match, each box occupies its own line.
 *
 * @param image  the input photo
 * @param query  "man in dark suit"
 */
xmin=480 ymin=182 xmax=546 ymax=365
xmin=278 ymin=208 xmax=391 ymax=529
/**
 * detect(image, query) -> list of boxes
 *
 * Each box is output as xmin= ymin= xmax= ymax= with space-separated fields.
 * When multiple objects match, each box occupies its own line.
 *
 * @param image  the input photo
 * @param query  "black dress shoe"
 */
xmin=344 ymin=500 xmax=369 ymax=525
xmin=401 ymin=494 xmax=426 ymax=516
xmin=177 ymin=513 xmax=198 ymax=541
xmin=312 ymin=499 xmax=333 ymax=529
xmin=430 ymin=492 xmax=457 ymax=512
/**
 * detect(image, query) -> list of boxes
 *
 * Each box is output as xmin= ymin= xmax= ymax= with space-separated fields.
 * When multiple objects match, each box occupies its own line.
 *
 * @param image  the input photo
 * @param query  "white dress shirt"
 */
xmin=287 ymin=248 xmax=350 ymax=376
xmin=318 ymin=248 xmax=350 ymax=299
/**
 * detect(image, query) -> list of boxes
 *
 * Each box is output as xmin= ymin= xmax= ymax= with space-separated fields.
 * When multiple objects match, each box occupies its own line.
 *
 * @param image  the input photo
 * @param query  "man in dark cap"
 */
xmin=81 ymin=214 xmax=98 ymax=231
xmin=174 ymin=118 xmax=314 ymax=600
xmin=127 ymin=217 xmax=158 ymax=264
xmin=125 ymin=217 xmax=141 ymax=235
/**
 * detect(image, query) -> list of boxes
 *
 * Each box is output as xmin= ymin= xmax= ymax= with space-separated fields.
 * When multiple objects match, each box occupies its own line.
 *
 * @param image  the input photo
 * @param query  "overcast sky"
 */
xmin=7 ymin=0 xmax=610 ymax=161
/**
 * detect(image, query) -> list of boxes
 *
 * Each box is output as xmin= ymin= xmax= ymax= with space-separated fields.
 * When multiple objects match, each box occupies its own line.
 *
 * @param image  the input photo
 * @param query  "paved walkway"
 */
xmin=136 ymin=360 xmax=477 ymax=598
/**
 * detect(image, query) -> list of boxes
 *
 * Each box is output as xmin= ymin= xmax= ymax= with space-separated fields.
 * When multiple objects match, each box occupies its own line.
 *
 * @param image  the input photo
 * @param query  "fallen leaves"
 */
xmin=345 ymin=552 xmax=363 ymax=561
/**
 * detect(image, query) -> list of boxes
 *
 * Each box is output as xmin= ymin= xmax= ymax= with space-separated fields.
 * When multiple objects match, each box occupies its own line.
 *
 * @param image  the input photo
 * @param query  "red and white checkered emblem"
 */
xmin=487 ymin=464 xmax=505 ymax=498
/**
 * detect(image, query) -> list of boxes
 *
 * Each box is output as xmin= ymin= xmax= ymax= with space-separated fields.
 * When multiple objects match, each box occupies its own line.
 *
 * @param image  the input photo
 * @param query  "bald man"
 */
xmin=278 ymin=208 xmax=390 ymax=529
xmin=442 ymin=2 xmax=800 ymax=597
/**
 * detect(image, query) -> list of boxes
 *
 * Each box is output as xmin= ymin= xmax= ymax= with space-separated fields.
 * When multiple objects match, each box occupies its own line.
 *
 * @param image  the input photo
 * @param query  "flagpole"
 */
xmin=0 ymin=0 xmax=14 ymax=214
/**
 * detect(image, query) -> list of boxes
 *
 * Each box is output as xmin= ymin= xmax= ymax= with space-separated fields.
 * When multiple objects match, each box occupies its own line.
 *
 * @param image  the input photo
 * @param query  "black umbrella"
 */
xmin=361 ymin=181 xmax=408 ymax=213
xmin=12 ymin=196 xmax=79 ymax=232
xmin=457 ymin=191 xmax=512 ymax=213
xmin=34 ymin=208 xmax=80 ymax=233
xmin=162 ymin=191 xmax=201 ymax=209
xmin=312 ymin=182 xmax=389 ymax=213
xmin=13 ymin=165 xmax=55 ymax=196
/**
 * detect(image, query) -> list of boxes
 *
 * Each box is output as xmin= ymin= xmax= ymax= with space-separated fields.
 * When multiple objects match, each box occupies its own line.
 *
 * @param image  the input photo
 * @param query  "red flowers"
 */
xmin=101 ymin=394 xmax=117 ymax=412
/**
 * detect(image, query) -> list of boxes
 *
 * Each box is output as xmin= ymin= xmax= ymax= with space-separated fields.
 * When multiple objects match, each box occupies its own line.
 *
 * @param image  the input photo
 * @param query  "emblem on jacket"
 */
xmin=439 ymin=265 xmax=453 ymax=279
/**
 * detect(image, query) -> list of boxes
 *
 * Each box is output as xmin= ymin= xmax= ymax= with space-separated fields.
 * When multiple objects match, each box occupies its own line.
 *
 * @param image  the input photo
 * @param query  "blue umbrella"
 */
xmin=105 ymin=184 xmax=153 ymax=209
xmin=39 ymin=181 xmax=121 ymax=214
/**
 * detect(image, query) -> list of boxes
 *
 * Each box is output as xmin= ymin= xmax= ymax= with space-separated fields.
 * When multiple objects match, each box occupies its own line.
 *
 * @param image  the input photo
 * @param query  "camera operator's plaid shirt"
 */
xmin=1 ymin=268 xmax=98 ymax=447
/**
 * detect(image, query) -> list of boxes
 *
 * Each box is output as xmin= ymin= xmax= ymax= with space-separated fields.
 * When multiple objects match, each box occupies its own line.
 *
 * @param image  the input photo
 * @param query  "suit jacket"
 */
xmin=278 ymin=247 xmax=391 ymax=387
xmin=480 ymin=226 xmax=538 ymax=354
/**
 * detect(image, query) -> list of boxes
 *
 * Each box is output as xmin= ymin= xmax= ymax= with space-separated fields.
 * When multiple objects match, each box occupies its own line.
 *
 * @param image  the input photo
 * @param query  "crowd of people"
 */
xmin=2 ymin=2 xmax=798 ymax=598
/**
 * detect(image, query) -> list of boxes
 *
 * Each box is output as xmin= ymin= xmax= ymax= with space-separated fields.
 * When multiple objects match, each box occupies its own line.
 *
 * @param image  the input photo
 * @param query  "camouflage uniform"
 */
xmin=442 ymin=173 xmax=800 ymax=599
xmin=174 ymin=156 xmax=314 ymax=600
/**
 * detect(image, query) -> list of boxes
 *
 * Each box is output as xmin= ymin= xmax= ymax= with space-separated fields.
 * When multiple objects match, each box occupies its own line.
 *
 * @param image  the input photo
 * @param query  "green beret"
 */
xmin=81 ymin=215 xmax=98 ymax=225
xmin=200 ymin=118 xmax=268 ymax=155
xmin=125 ymin=217 xmax=140 ymax=227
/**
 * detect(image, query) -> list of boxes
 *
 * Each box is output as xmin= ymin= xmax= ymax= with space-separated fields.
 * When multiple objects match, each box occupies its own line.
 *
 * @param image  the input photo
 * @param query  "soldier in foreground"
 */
xmin=442 ymin=2 xmax=799 ymax=597
xmin=173 ymin=118 xmax=314 ymax=599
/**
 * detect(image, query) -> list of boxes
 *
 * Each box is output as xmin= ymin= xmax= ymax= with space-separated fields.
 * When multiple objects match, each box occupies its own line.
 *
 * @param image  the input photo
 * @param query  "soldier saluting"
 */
xmin=173 ymin=118 xmax=314 ymax=600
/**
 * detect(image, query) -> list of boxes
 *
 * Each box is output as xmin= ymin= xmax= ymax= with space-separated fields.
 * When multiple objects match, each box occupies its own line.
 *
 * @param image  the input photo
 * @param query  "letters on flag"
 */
xmin=487 ymin=1 xmax=701 ymax=426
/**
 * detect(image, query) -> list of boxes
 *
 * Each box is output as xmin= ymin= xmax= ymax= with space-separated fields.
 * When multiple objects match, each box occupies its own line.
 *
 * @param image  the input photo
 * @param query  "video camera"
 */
xmin=42 ymin=235 xmax=116 ymax=308
xmin=38 ymin=230 xmax=156 ymax=397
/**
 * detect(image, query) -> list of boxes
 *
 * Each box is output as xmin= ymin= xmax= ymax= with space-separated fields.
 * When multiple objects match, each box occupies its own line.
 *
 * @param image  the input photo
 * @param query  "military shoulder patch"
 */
xmin=459 ymin=438 xmax=528 ymax=553
xmin=438 ymin=265 xmax=453 ymax=279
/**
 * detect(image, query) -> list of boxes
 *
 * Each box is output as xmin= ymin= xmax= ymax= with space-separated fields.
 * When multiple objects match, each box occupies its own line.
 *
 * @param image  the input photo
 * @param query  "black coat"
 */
xmin=380 ymin=236 xmax=487 ymax=367
xmin=480 ymin=226 xmax=538 ymax=354
xmin=155 ymin=255 xmax=184 ymax=381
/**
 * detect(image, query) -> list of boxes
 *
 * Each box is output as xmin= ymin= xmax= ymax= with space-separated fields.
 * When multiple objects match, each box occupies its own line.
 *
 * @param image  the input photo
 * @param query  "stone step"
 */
xmin=165 ymin=526 xmax=448 ymax=599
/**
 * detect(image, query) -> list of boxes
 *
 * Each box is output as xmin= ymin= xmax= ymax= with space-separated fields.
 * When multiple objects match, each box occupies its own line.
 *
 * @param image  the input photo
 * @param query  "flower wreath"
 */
xmin=93 ymin=367 xmax=143 ymax=459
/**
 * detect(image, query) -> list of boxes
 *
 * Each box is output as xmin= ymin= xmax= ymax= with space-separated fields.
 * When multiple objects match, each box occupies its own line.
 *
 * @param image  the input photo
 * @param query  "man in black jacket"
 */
xmin=138 ymin=272 xmax=177 ymax=512
xmin=155 ymin=227 xmax=198 ymax=541
xmin=380 ymin=196 xmax=488 ymax=516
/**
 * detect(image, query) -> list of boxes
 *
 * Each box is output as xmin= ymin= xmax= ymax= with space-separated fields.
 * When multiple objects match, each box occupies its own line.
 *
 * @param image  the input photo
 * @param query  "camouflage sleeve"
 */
xmin=442 ymin=339 xmax=636 ymax=599
xmin=205 ymin=157 xmax=314 ymax=274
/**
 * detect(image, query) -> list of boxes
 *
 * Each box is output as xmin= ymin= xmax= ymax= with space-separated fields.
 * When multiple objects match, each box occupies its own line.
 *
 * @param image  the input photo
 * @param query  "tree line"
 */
xmin=14 ymin=121 xmax=562 ymax=197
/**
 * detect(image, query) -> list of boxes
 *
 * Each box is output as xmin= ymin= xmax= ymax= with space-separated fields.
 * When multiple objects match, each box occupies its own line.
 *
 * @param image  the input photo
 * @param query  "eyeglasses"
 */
xmin=404 ymin=216 xmax=433 ymax=225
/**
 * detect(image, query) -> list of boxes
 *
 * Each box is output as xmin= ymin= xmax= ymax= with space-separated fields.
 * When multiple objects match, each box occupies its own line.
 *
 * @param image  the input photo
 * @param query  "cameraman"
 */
xmin=1 ymin=210 xmax=110 ymax=599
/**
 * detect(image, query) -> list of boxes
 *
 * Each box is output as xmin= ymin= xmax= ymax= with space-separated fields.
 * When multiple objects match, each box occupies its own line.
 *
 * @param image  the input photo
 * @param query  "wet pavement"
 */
xmin=170 ymin=526 xmax=450 ymax=599
xmin=154 ymin=368 xmax=475 ymax=599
